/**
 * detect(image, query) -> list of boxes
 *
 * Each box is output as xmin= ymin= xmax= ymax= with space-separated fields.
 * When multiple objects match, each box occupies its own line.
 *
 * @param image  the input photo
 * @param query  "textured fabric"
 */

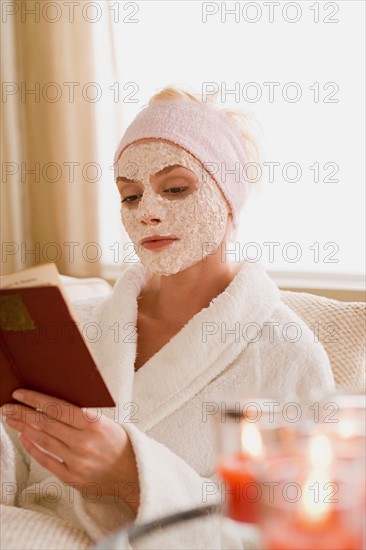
xmin=0 ymin=262 xmax=335 ymax=549
xmin=281 ymin=290 xmax=366 ymax=390
xmin=113 ymin=99 xmax=249 ymax=230
xmin=60 ymin=275 xmax=112 ymax=302
xmin=0 ymin=505 xmax=92 ymax=550
xmin=66 ymin=273 xmax=365 ymax=391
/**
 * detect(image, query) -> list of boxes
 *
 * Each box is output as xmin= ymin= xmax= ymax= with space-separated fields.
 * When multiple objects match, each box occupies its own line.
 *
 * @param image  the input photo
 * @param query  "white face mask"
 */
xmin=116 ymin=141 xmax=229 ymax=275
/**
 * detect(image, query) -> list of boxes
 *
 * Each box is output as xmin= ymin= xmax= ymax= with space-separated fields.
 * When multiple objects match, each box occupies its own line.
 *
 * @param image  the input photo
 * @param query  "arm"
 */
xmin=259 ymin=305 xmax=336 ymax=403
xmin=1 ymin=390 xmax=138 ymax=528
xmin=1 ymin=390 xmax=233 ymax=547
xmin=75 ymin=423 xmax=236 ymax=548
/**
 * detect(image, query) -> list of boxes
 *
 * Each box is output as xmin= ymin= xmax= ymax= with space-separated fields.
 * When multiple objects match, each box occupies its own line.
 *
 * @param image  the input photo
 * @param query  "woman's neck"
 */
xmin=139 ymin=256 xmax=243 ymax=325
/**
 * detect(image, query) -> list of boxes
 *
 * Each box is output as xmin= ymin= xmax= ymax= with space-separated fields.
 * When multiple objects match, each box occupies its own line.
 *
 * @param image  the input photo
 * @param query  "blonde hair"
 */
xmin=149 ymin=86 xmax=263 ymax=191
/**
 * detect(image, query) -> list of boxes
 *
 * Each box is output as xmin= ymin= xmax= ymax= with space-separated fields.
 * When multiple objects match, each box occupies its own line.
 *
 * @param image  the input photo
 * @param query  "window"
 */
xmin=93 ymin=1 xmax=365 ymax=288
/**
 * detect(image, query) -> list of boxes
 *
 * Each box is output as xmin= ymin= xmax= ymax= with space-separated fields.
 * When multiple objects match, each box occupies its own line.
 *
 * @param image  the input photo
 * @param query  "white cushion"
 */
xmin=281 ymin=290 xmax=366 ymax=391
xmin=60 ymin=275 xmax=112 ymax=302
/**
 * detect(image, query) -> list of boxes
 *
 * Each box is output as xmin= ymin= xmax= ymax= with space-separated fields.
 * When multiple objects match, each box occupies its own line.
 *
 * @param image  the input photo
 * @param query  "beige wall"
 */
xmin=103 ymin=276 xmax=365 ymax=303
xmin=279 ymin=287 xmax=365 ymax=303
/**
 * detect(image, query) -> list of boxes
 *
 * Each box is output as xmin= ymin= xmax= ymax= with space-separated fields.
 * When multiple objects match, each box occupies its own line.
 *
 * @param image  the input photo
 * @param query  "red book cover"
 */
xmin=0 ymin=286 xmax=115 ymax=408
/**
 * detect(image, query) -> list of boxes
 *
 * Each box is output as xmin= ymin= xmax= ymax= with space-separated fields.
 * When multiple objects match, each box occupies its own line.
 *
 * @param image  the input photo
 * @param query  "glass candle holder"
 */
xmin=308 ymin=392 xmax=366 ymax=461
xmin=215 ymin=397 xmax=300 ymax=549
xmin=259 ymin=454 xmax=365 ymax=550
xmin=215 ymin=393 xmax=366 ymax=549
xmin=297 ymin=392 xmax=366 ymax=549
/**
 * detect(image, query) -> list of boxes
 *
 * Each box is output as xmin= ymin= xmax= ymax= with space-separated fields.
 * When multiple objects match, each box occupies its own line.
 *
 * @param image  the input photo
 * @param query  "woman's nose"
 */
xmin=137 ymin=189 xmax=164 ymax=224
xmin=139 ymin=213 xmax=161 ymax=225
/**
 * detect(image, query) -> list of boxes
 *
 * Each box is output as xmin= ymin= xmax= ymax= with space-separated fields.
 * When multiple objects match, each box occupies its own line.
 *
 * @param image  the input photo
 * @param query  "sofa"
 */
xmin=61 ymin=274 xmax=365 ymax=393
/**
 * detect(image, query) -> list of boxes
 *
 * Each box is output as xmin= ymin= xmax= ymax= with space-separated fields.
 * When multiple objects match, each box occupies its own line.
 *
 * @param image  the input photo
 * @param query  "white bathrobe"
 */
xmin=0 ymin=261 xmax=335 ymax=549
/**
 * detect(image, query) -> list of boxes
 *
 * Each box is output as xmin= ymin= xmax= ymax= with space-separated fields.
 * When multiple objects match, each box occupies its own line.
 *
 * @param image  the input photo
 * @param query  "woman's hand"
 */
xmin=1 ymin=389 xmax=140 ymax=512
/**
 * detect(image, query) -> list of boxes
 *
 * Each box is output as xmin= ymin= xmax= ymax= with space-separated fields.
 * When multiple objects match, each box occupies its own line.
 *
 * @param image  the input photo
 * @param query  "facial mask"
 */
xmin=117 ymin=141 xmax=229 ymax=275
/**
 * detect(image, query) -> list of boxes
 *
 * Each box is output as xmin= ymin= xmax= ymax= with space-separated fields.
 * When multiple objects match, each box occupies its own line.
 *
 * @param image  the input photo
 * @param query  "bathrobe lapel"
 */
xmin=91 ymin=261 xmax=280 ymax=430
xmin=133 ymin=261 xmax=280 ymax=431
xmin=88 ymin=262 xmax=149 ymax=423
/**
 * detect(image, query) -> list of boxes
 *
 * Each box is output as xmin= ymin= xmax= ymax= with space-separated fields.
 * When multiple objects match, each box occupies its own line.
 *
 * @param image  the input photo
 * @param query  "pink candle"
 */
xmin=218 ymin=418 xmax=264 ymax=524
xmin=219 ymin=454 xmax=261 ymax=524
xmin=262 ymin=436 xmax=364 ymax=550
xmin=265 ymin=508 xmax=364 ymax=550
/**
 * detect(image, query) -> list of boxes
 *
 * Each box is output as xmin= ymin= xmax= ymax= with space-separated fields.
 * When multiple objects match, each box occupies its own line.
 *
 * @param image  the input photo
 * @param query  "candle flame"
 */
xmin=299 ymin=434 xmax=334 ymax=526
xmin=298 ymin=469 xmax=332 ymax=526
xmin=338 ymin=419 xmax=356 ymax=439
xmin=309 ymin=434 xmax=333 ymax=469
xmin=240 ymin=421 xmax=264 ymax=459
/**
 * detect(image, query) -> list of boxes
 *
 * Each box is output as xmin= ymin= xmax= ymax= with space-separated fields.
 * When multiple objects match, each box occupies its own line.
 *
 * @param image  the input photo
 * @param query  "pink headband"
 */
xmin=113 ymin=99 xmax=249 ymax=230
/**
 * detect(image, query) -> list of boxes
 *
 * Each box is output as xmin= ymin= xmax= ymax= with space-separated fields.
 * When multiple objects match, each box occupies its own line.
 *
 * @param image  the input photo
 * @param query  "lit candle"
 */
xmin=298 ymin=435 xmax=333 ymax=528
xmin=218 ymin=418 xmax=264 ymax=523
xmin=263 ymin=434 xmax=364 ymax=550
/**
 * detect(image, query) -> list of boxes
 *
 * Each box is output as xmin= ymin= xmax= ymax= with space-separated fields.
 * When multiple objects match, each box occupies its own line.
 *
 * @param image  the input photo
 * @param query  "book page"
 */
xmin=0 ymin=263 xmax=61 ymax=288
xmin=0 ymin=263 xmax=73 ymax=312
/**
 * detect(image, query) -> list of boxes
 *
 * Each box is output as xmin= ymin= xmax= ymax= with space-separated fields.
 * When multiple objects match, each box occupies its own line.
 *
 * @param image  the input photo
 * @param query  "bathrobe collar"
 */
xmin=92 ymin=261 xmax=280 ymax=430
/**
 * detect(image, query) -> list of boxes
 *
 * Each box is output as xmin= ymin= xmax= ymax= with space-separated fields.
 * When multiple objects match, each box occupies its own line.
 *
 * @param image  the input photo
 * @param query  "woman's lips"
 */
xmin=140 ymin=237 xmax=179 ymax=251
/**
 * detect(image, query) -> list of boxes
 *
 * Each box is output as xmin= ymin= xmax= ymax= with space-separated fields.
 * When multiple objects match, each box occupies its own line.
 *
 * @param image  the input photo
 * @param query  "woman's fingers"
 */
xmin=3 ymin=403 xmax=79 ymax=444
xmin=1 ymin=389 xmax=139 ymax=501
xmin=7 ymin=389 xmax=90 ymax=430
xmin=2 ymin=404 xmax=102 ymax=468
xmin=1 ymin=389 xmax=102 ymax=464
xmin=18 ymin=433 xmax=74 ymax=483
xmin=5 ymin=415 xmax=73 ymax=464
xmin=5 ymin=414 xmax=97 ymax=479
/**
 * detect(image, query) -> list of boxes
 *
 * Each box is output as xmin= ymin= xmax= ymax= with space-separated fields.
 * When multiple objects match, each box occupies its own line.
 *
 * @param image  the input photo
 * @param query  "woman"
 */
xmin=0 ymin=88 xmax=335 ymax=549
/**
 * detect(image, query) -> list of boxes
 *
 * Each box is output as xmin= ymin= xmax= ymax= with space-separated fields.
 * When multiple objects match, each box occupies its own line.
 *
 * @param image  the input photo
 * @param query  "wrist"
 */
xmin=107 ymin=431 xmax=140 ymax=514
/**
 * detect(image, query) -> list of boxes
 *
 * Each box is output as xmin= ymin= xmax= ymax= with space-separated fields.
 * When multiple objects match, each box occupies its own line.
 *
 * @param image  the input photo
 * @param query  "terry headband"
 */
xmin=113 ymin=99 xmax=249 ymax=230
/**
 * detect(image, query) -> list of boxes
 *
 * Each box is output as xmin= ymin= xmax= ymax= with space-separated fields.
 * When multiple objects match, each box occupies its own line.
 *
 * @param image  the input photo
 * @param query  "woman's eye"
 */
xmin=163 ymin=187 xmax=188 ymax=195
xmin=121 ymin=194 xmax=142 ymax=204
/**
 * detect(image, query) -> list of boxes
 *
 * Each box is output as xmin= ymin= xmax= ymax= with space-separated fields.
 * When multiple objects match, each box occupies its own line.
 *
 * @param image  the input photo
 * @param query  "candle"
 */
xmin=265 ymin=508 xmax=364 ymax=550
xmin=261 ymin=434 xmax=365 ymax=550
xmin=218 ymin=418 xmax=264 ymax=523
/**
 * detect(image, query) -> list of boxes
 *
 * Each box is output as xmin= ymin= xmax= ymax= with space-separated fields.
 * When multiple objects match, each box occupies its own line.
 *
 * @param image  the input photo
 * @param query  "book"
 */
xmin=0 ymin=264 xmax=115 ymax=408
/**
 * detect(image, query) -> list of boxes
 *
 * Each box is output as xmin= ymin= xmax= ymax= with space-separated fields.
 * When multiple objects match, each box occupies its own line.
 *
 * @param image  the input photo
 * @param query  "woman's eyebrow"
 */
xmin=116 ymin=166 xmax=182 ymax=183
xmin=116 ymin=165 xmax=195 ymax=184
xmin=153 ymin=164 xmax=185 ymax=177
xmin=116 ymin=176 xmax=139 ymax=184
